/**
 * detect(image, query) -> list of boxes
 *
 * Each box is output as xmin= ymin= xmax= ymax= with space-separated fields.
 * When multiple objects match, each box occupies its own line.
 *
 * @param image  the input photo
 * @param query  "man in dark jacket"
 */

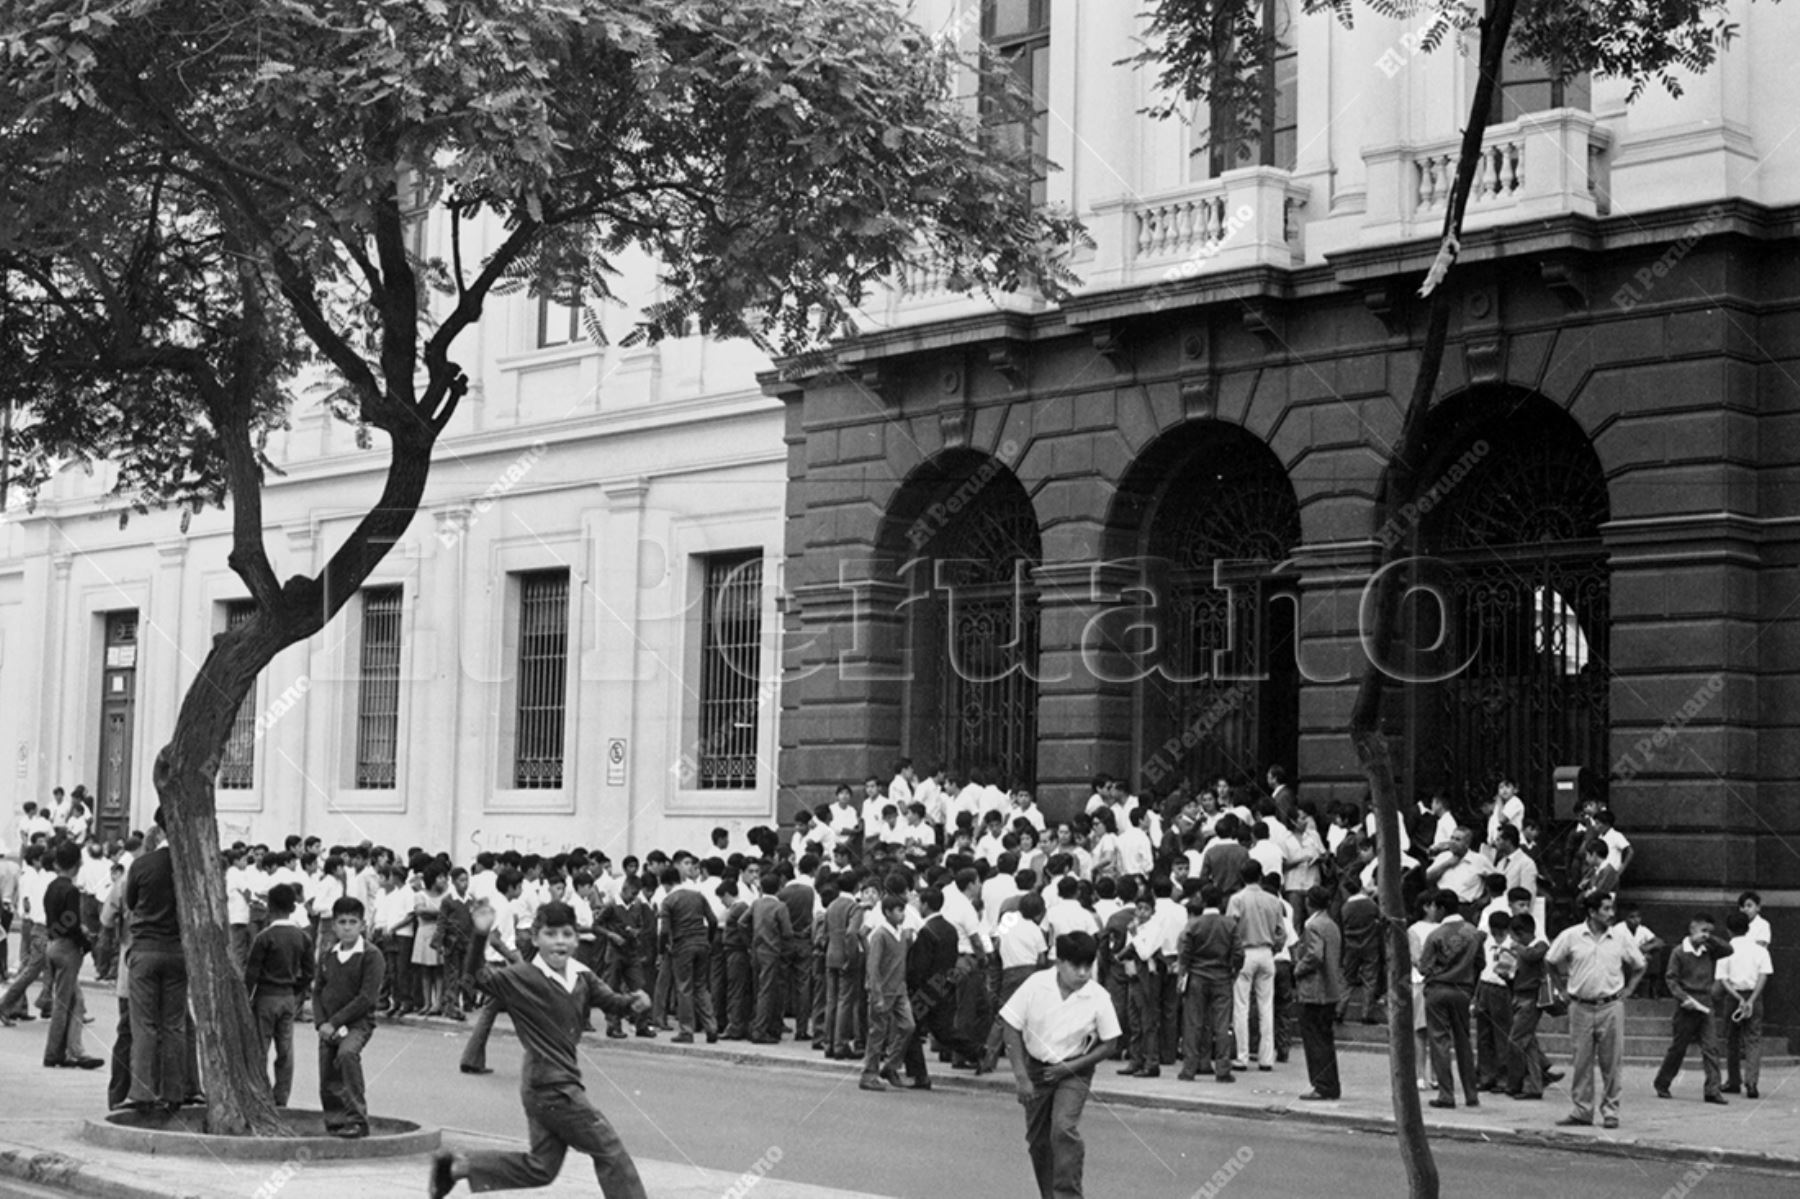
xmin=1502 ymin=912 xmax=1552 ymax=1098
xmin=1176 ymin=887 xmax=1240 ymax=1082
xmin=1419 ymin=888 xmax=1486 ymax=1109
xmin=1294 ymin=885 xmax=1345 ymax=1100
xmin=777 ymin=863 xmax=818 ymax=1042
xmin=902 ymin=886 xmax=961 ymax=1088
xmin=748 ymin=874 xmax=795 ymax=1043
xmin=122 ymin=812 xmax=187 ymax=1111
xmin=657 ymin=866 xmax=717 ymax=1044
xmin=314 ymin=897 xmax=385 ymax=1137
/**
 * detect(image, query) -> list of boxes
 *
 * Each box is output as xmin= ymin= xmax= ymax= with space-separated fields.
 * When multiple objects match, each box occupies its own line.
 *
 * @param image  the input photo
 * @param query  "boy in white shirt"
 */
xmin=1717 ymin=909 xmax=1773 ymax=1099
xmin=1737 ymin=891 xmax=1772 ymax=948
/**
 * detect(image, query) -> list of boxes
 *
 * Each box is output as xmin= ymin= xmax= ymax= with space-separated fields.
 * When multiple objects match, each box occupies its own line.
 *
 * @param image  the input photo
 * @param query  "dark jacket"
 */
xmin=1294 ymin=912 xmax=1345 ymax=1005
xmin=750 ymin=895 xmax=795 ymax=957
xmin=1176 ymin=910 xmax=1240 ymax=979
xmin=907 ymin=913 xmax=960 ymax=998
xmin=1419 ymin=918 xmax=1485 ymax=992
xmin=313 ymin=940 xmax=385 ymax=1029
xmin=660 ymin=887 xmax=716 ymax=949
xmin=466 ymin=938 xmax=640 ymax=1095
xmin=124 ymin=847 xmax=181 ymax=950
xmin=245 ymin=922 xmax=313 ymax=1001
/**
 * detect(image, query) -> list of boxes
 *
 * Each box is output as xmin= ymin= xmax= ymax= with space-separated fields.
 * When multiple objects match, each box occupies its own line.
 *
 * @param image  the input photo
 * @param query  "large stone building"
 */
xmin=773 ymin=1 xmax=1800 ymax=1021
xmin=0 ymin=239 xmax=786 ymax=857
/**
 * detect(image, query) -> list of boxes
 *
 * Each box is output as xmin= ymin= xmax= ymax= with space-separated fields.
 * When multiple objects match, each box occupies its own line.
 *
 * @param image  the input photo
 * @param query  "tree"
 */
xmin=0 ymin=0 xmax=1078 ymax=1135
xmin=1137 ymin=1 xmax=1758 ymax=1194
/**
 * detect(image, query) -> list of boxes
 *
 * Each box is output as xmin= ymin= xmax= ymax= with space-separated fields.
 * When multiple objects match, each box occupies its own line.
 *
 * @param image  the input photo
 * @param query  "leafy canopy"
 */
xmin=0 ymin=0 xmax=1079 ymax=514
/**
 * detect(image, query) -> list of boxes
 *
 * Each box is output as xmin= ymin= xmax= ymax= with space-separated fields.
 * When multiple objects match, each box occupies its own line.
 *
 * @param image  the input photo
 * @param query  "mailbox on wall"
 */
xmin=1553 ymin=765 xmax=1603 ymax=822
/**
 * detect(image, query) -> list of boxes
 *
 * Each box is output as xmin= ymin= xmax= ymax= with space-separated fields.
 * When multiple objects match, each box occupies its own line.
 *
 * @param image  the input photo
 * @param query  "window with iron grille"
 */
xmin=354 ymin=587 xmax=402 ymax=789
xmin=513 ymin=570 xmax=569 ymax=789
xmin=217 ymin=601 xmax=258 ymax=790
xmin=696 ymin=553 xmax=763 ymax=790
xmin=981 ymin=0 xmax=1051 ymax=209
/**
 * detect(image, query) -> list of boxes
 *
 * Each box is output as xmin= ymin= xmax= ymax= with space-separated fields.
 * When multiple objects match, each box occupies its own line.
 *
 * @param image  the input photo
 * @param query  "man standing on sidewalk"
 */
xmin=1227 ymin=862 xmax=1285 ymax=1072
xmin=1652 ymin=912 xmax=1732 ymax=1105
xmin=1716 ymin=909 xmax=1772 ymax=1099
xmin=1419 ymin=889 xmax=1484 ymax=1109
xmin=1293 ymin=885 xmax=1343 ymax=1101
xmin=1546 ymin=891 xmax=1646 ymax=1130
xmin=0 ymin=844 xmax=52 ymax=1021
xmin=123 ymin=810 xmax=188 ymax=1111
xmin=39 ymin=841 xmax=103 ymax=1069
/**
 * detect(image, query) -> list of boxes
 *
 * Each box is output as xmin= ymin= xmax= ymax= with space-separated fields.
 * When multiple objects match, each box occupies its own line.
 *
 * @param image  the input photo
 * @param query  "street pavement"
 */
xmin=1 ymin=998 xmax=1797 ymax=1199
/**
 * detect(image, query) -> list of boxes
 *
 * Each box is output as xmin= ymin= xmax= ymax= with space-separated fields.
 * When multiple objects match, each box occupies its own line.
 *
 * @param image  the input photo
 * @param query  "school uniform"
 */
xmin=459 ymin=941 xmax=649 ymax=1197
xmin=904 ymin=912 xmax=961 ymax=1082
xmin=245 ymin=918 xmax=313 ymax=1105
xmin=862 ymin=921 xmax=914 ymax=1083
xmin=1176 ymin=907 xmax=1240 ymax=1080
xmin=822 ymin=895 xmax=867 ymax=1056
xmin=720 ymin=900 xmax=754 ymax=1039
xmin=1503 ymin=936 xmax=1550 ymax=1098
xmin=1419 ymin=916 xmax=1484 ymax=1107
xmin=999 ymin=968 xmax=1122 ymax=1199
xmin=313 ymin=936 xmax=384 ymax=1132
xmin=660 ymin=887 xmax=717 ymax=1038
xmin=1716 ymin=932 xmax=1773 ymax=1094
xmin=749 ymin=895 xmax=795 ymax=1042
xmin=1654 ymin=934 xmax=1733 ymax=1100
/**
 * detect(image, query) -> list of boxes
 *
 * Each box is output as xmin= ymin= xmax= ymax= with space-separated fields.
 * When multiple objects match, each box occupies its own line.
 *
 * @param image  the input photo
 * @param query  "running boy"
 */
xmin=430 ymin=900 xmax=653 ymax=1199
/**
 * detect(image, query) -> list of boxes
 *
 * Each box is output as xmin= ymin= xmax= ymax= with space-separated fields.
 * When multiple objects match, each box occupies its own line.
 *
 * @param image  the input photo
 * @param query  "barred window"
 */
xmin=354 ymin=587 xmax=402 ymax=789
xmin=217 ymin=601 xmax=258 ymax=790
xmin=697 ymin=553 xmax=763 ymax=790
xmin=514 ymin=570 xmax=569 ymax=789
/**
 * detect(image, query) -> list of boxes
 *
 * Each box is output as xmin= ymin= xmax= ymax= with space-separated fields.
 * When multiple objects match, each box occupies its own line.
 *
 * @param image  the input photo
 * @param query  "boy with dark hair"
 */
xmin=1176 ymin=886 xmax=1239 ymax=1083
xmin=40 ymin=840 xmax=102 ymax=1069
xmin=430 ymin=901 xmax=653 ymax=1199
xmin=1653 ymin=911 xmax=1732 ymax=1105
xmin=1717 ymin=908 xmax=1772 ymax=1099
xmin=859 ymin=894 xmax=914 ymax=1090
xmin=245 ymin=883 xmax=312 ymax=1105
xmin=314 ymin=896 xmax=384 ymax=1137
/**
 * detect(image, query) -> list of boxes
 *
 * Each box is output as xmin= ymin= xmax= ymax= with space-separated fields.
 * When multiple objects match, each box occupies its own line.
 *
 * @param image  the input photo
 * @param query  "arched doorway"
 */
xmin=884 ymin=451 xmax=1041 ymax=787
xmin=1115 ymin=424 xmax=1301 ymax=794
xmin=1414 ymin=391 xmax=1611 ymax=817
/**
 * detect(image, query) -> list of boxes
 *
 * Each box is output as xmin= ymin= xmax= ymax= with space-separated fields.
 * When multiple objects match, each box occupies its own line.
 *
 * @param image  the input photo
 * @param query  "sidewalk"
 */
xmin=15 ymin=974 xmax=1794 ymax=1194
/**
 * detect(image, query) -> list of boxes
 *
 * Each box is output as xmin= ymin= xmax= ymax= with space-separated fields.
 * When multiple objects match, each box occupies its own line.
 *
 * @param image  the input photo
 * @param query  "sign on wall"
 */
xmin=606 ymin=738 xmax=627 ymax=786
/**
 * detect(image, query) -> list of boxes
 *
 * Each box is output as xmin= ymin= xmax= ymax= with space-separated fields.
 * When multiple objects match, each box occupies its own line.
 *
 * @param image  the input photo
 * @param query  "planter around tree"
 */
xmin=82 ymin=1108 xmax=439 ymax=1161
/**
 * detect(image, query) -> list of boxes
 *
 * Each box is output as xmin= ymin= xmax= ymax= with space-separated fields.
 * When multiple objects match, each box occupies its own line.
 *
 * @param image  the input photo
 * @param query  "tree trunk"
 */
xmin=1346 ymin=2 xmax=1519 ymax=1196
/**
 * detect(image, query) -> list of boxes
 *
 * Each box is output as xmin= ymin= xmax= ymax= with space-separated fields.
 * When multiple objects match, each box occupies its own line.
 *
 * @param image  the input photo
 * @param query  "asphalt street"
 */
xmin=0 ymin=1014 xmax=1790 ymax=1198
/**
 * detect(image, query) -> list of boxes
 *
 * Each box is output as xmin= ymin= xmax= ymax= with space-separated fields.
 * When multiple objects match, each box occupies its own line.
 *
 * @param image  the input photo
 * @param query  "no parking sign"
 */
xmin=606 ymin=738 xmax=626 ymax=786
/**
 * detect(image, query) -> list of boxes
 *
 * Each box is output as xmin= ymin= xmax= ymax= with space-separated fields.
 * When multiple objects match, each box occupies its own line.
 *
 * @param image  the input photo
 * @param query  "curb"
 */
xmin=0 ymin=1145 xmax=203 ymax=1199
xmin=70 ymin=977 xmax=1800 ymax=1179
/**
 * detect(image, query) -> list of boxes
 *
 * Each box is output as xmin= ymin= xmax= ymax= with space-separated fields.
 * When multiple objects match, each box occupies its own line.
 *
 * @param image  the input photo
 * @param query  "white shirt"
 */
xmin=1487 ymin=796 xmax=1526 ymax=846
xmin=1600 ymin=828 xmax=1630 ymax=872
xmin=1495 ymin=849 xmax=1539 ymax=897
xmin=940 ymin=887 xmax=987 ymax=955
xmin=1011 ymin=804 xmax=1047 ymax=834
xmin=887 ymin=774 xmax=913 ymax=813
xmin=1271 ymin=899 xmax=1299 ymax=964
xmin=1248 ymin=840 xmax=1284 ymax=882
xmin=1117 ymin=827 xmax=1154 ymax=877
xmin=915 ymin=777 xmax=946 ymax=827
xmin=77 ymin=855 xmax=113 ymax=901
xmin=1430 ymin=812 xmax=1457 ymax=848
xmin=1431 ymin=849 xmax=1496 ymax=903
xmin=901 ymin=820 xmax=935 ymax=849
xmin=469 ymin=869 xmax=498 ymax=905
xmin=225 ymin=865 xmax=254 ymax=924
xmin=1130 ymin=897 xmax=1186 ymax=960
xmin=18 ymin=866 xmax=49 ymax=923
xmin=1717 ymin=934 xmax=1773 ymax=991
xmin=981 ymin=875 xmax=1020 ymax=935
xmin=980 ymin=785 xmax=1010 ymax=821
xmin=533 ymin=953 xmax=593 ymax=994
xmin=310 ymin=873 xmax=346 ymax=920
xmin=374 ymin=887 xmax=414 ymax=936
xmin=995 ymin=913 xmax=1047 ymax=969
xmin=1044 ymin=898 xmax=1101 ymax=942
xmin=1747 ymin=914 xmax=1771 ymax=947
xmin=1000 ymin=969 xmax=1122 ymax=1064
xmin=333 ymin=936 xmax=368 ymax=964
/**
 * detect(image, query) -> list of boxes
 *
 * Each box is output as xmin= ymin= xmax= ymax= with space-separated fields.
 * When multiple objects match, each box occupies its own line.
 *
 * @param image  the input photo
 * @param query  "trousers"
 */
xmin=318 ymin=1024 xmax=373 ymax=1129
xmin=253 ymin=990 xmax=298 ymax=1106
xmin=1233 ymin=947 xmax=1276 ymax=1067
xmin=1298 ymin=1001 xmax=1340 ymax=1097
xmin=1425 ymin=984 xmax=1477 ymax=1104
xmin=1716 ymin=986 xmax=1762 ymax=1091
xmin=43 ymin=938 xmax=88 ymax=1065
xmin=1180 ymin=973 xmax=1234 ymax=1079
xmin=126 ymin=946 xmax=189 ymax=1105
xmin=1568 ymin=998 xmax=1625 ymax=1122
xmin=1504 ymin=991 xmax=1547 ymax=1097
xmin=1023 ymin=1064 xmax=1093 ymax=1199
xmin=463 ymin=1083 xmax=647 ymax=1197
xmin=1653 ymin=1005 xmax=1722 ymax=1098
xmin=863 ymin=993 xmax=915 ymax=1078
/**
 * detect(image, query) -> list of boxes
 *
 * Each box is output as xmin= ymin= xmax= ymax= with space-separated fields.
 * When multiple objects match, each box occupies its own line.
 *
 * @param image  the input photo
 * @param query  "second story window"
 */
xmin=981 ymin=0 xmax=1051 ymax=208
xmin=1489 ymin=43 xmax=1590 ymax=123
xmin=537 ymin=292 xmax=583 ymax=349
xmin=1203 ymin=0 xmax=1297 ymax=179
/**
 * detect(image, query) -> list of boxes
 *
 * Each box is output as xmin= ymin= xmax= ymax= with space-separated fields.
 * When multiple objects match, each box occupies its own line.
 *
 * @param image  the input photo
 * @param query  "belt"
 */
xmin=1571 ymin=991 xmax=1623 ymax=1006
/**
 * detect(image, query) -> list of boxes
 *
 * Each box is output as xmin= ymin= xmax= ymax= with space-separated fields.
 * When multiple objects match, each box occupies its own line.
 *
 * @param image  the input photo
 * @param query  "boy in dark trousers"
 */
xmin=313 ymin=897 xmax=384 ymax=1138
xmin=430 ymin=901 xmax=652 ymax=1199
xmin=859 ymin=895 xmax=914 ymax=1091
xmin=244 ymin=883 xmax=312 ymax=1106
xmin=1653 ymin=911 xmax=1733 ymax=1104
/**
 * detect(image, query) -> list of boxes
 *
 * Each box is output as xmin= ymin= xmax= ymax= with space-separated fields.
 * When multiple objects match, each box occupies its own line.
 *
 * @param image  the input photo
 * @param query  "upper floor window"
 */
xmin=537 ymin=292 xmax=583 ymax=349
xmin=1200 ymin=0 xmax=1297 ymax=179
xmin=1488 ymin=40 xmax=1590 ymax=123
xmin=981 ymin=0 xmax=1051 ymax=208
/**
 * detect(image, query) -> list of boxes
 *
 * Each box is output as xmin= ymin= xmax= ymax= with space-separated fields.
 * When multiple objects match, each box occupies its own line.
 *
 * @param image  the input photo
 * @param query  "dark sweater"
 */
xmin=1419 ymin=918 xmax=1486 ymax=992
xmin=313 ymin=941 xmax=385 ymax=1029
xmin=466 ymin=938 xmax=640 ymax=1094
xmin=43 ymin=875 xmax=86 ymax=946
xmin=1665 ymin=935 xmax=1733 ymax=1005
xmin=124 ymin=848 xmax=181 ymax=950
xmin=1177 ymin=911 xmax=1240 ymax=979
xmin=1340 ymin=894 xmax=1382 ymax=954
xmin=660 ymin=888 xmax=716 ymax=948
xmin=246 ymin=923 xmax=314 ymax=1001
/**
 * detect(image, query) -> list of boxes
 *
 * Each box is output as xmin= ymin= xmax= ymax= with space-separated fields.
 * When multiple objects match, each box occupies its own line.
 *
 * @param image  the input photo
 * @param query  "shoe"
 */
xmin=1747 ymin=1087 xmax=1760 ymax=1099
xmin=1229 ymin=1060 xmax=1250 ymax=1071
xmin=1428 ymin=1099 xmax=1456 ymax=1109
xmin=1602 ymin=1117 xmax=1619 ymax=1129
xmin=811 ymin=1040 xmax=826 ymax=1051
xmin=1177 ymin=1071 xmax=1196 ymax=1082
xmin=1298 ymin=1091 xmax=1335 ymax=1101
xmin=706 ymin=1033 xmax=718 ymax=1045
xmin=748 ymin=1036 xmax=779 ymax=1045
xmin=1544 ymin=1070 xmax=1565 ymax=1084
xmin=1510 ymin=1092 xmax=1542 ymax=1100
xmin=1117 ymin=1064 xmax=1143 ymax=1076
xmin=606 ymin=1028 xmax=628 ymax=1039
xmin=1555 ymin=1116 xmax=1592 ymax=1127
xmin=1722 ymin=1084 xmax=1741 ymax=1094
xmin=1138 ymin=1068 xmax=1161 ymax=1079
xmin=1216 ymin=1074 xmax=1236 ymax=1084
xmin=0 ymin=1014 xmax=13 ymax=1028
xmin=1258 ymin=1065 xmax=1273 ymax=1073
xmin=459 ymin=1066 xmax=493 ymax=1075
xmin=671 ymin=1033 xmax=694 ymax=1044
xmin=428 ymin=1149 xmax=457 ymax=1199
xmin=445 ymin=1011 xmax=466 ymax=1023
xmin=1464 ymin=1098 xmax=1480 ymax=1108
xmin=858 ymin=1076 xmax=888 ymax=1092
xmin=882 ymin=1068 xmax=904 ymax=1088
xmin=335 ymin=1125 xmax=368 ymax=1140
xmin=73 ymin=1056 xmax=104 ymax=1070
xmin=1655 ymin=1088 xmax=1672 ymax=1099
xmin=1704 ymin=1094 xmax=1728 ymax=1106
xmin=907 ymin=1079 xmax=932 ymax=1091
xmin=1275 ymin=1054 xmax=1289 ymax=1064
xmin=183 ymin=1093 xmax=206 ymax=1107
xmin=637 ymin=1029 xmax=658 ymax=1039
